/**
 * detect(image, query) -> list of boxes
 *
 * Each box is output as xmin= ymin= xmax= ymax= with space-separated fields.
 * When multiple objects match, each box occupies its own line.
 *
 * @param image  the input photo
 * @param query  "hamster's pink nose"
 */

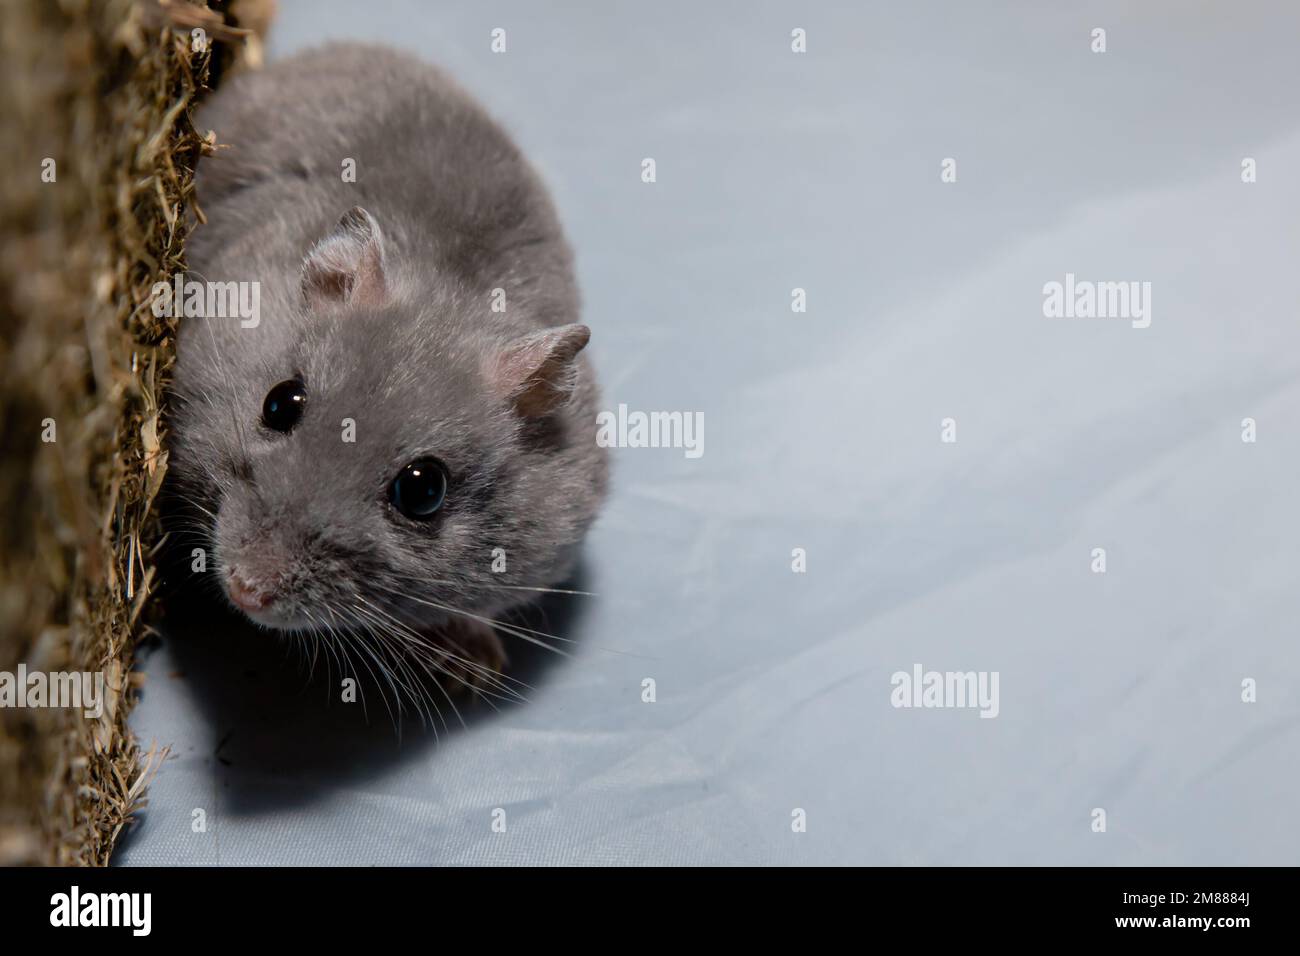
xmin=227 ymin=572 xmax=273 ymax=612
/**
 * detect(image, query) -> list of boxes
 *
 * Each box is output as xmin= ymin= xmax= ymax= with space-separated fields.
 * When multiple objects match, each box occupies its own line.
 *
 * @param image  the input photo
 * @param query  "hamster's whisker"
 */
xmin=392 ymin=574 xmax=597 ymax=598
xmin=372 ymin=579 xmax=578 ymax=649
xmin=347 ymin=602 xmax=467 ymax=730
xmin=351 ymin=597 xmax=525 ymax=707
xmin=380 ymin=575 xmax=659 ymax=661
xmin=305 ymin=608 xmax=340 ymax=680
xmin=318 ymin=606 xmax=436 ymax=733
xmin=168 ymin=490 xmax=219 ymax=522
xmin=334 ymin=623 xmax=406 ymax=733
xmin=446 ymin=581 xmax=596 ymax=597
xmin=373 ymin=585 xmax=572 ymax=659
xmin=361 ymin=595 xmax=533 ymax=694
xmin=350 ymin=599 xmax=481 ymax=724
xmin=323 ymin=606 xmax=404 ymax=731
xmin=302 ymin=616 xmax=322 ymax=676
xmin=352 ymin=595 xmax=512 ymax=700
xmin=301 ymin=608 xmax=357 ymax=718
xmin=339 ymin=602 xmax=439 ymax=731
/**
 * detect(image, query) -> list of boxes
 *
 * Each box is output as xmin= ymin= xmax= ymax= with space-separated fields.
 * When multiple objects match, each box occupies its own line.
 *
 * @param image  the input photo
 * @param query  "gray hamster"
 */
xmin=168 ymin=43 xmax=608 ymax=709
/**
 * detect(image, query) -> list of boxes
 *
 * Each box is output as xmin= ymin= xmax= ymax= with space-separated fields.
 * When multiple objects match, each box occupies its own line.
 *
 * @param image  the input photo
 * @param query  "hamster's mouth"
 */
xmin=224 ymin=570 xmax=313 ymax=632
xmin=223 ymin=582 xmax=314 ymax=634
xmin=234 ymin=604 xmax=315 ymax=634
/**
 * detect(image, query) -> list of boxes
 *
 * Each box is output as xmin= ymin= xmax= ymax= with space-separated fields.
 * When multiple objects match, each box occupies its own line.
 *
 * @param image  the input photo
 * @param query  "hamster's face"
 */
xmin=170 ymin=207 xmax=606 ymax=639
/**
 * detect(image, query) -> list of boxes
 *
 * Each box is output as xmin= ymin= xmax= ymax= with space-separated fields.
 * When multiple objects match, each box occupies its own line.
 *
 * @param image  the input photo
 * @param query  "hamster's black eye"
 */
xmin=391 ymin=458 xmax=448 ymax=519
xmin=262 ymin=379 xmax=306 ymax=432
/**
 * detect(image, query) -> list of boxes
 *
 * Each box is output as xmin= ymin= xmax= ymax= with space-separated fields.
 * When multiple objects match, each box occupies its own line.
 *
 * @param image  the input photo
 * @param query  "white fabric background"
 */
xmin=119 ymin=0 xmax=1300 ymax=865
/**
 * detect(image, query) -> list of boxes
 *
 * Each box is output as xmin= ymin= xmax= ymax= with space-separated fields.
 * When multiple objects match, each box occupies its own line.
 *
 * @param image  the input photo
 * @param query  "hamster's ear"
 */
xmin=490 ymin=323 xmax=591 ymax=417
xmin=301 ymin=206 xmax=387 ymax=309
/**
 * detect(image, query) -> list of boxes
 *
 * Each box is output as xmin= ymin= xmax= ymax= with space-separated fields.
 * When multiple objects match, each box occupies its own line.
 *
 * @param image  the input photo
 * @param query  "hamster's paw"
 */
xmin=435 ymin=618 xmax=509 ymax=697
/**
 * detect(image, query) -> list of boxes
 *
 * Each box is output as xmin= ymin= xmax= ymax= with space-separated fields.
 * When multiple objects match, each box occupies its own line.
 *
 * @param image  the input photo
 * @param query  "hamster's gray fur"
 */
xmin=170 ymin=44 xmax=607 ymax=693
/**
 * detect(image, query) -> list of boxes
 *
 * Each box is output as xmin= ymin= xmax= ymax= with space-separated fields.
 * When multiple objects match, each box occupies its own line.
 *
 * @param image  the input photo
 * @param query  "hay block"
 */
xmin=0 ymin=0 xmax=267 ymax=866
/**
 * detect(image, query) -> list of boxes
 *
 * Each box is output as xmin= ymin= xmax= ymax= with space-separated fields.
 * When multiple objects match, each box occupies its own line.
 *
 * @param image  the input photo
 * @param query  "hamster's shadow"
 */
xmin=137 ymin=556 xmax=592 ymax=818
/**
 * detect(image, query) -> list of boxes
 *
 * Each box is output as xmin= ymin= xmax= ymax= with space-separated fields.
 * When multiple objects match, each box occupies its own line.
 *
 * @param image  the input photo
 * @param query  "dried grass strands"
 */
xmin=0 ymin=0 xmax=265 ymax=867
